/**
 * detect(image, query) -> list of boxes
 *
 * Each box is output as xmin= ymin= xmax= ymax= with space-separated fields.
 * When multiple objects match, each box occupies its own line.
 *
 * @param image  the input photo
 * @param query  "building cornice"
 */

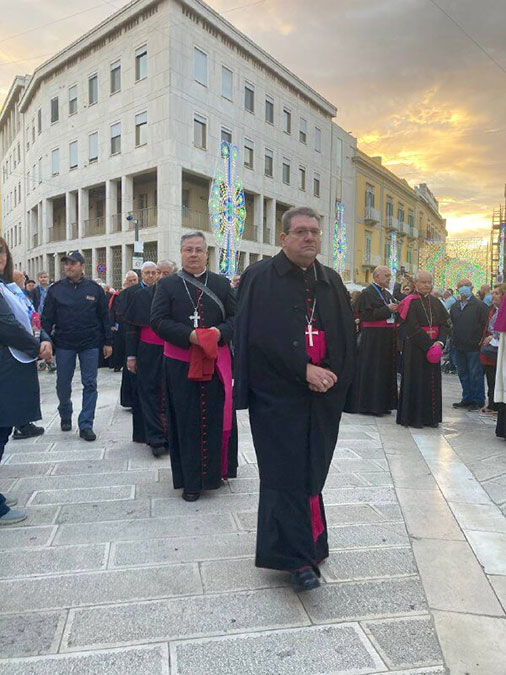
xmin=353 ymin=150 xmax=417 ymax=203
xmin=0 ymin=75 xmax=28 ymax=128
xmin=17 ymin=0 xmax=336 ymax=118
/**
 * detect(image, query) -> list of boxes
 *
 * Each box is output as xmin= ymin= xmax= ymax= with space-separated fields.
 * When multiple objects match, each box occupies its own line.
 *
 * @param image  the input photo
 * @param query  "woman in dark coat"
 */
xmin=0 ymin=237 xmax=52 ymax=525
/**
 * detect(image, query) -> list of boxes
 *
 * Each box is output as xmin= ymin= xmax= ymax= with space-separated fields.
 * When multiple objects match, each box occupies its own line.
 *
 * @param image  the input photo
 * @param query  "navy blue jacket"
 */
xmin=42 ymin=276 xmax=112 ymax=351
xmin=450 ymin=295 xmax=489 ymax=352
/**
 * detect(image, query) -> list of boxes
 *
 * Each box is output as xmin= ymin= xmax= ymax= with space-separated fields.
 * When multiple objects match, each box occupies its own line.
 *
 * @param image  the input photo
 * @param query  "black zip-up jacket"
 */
xmin=42 ymin=276 xmax=112 ymax=351
xmin=449 ymin=295 xmax=489 ymax=352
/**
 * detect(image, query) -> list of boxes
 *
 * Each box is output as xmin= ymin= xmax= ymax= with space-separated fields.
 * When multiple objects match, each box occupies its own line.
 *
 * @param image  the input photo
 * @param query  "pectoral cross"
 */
xmin=306 ymin=324 xmax=319 ymax=347
xmin=427 ymin=327 xmax=436 ymax=338
xmin=189 ymin=310 xmax=200 ymax=328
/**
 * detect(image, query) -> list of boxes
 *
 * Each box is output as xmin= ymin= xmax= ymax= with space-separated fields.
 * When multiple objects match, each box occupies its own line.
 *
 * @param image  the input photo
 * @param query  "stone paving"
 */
xmin=0 ymin=369 xmax=505 ymax=673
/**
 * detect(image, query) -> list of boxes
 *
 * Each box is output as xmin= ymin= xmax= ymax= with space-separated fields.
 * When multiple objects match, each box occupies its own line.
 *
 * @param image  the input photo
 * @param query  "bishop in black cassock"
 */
xmin=151 ymin=232 xmax=237 ymax=501
xmin=397 ymin=271 xmax=450 ymax=428
xmin=234 ymin=207 xmax=355 ymax=592
xmin=354 ymin=266 xmax=399 ymax=415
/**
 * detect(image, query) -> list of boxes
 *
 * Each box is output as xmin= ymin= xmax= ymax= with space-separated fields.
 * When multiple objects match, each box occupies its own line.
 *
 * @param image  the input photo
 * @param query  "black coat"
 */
xmin=234 ymin=251 xmax=356 ymax=494
xmin=0 ymin=284 xmax=42 ymax=428
xmin=450 ymin=295 xmax=489 ymax=352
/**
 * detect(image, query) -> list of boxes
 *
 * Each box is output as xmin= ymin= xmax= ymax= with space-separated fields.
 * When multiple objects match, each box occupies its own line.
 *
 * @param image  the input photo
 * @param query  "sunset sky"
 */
xmin=1 ymin=0 xmax=504 ymax=238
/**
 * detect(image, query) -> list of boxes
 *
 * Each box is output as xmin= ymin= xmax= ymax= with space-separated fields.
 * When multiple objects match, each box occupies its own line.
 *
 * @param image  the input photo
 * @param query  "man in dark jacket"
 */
xmin=450 ymin=278 xmax=489 ymax=411
xmin=42 ymin=251 xmax=112 ymax=441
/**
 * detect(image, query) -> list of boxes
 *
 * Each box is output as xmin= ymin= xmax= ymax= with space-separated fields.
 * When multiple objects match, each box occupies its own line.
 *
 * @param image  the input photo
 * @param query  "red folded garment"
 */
xmin=188 ymin=328 xmax=219 ymax=381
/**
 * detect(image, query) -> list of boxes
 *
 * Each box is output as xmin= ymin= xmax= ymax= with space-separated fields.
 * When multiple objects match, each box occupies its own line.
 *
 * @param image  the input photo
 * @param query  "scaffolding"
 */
xmin=490 ymin=205 xmax=506 ymax=283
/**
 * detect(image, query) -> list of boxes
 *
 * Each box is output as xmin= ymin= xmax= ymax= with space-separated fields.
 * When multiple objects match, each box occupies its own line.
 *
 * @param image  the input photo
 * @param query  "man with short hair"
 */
xmin=234 ymin=206 xmax=355 ymax=592
xmin=354 ymin=265 xmax=399 ymax=415
xmin=151 ymin=232 xmax=237 ymax=500
xmin=156 ymin=260 xmax=177 ymax=279
xmin=397 ymin=271 xmax=450 ymax=428
xmin=450 ymin=278 xmax=489 ymax=411
xmin=42 ymin=251 xmax=112 ymax=441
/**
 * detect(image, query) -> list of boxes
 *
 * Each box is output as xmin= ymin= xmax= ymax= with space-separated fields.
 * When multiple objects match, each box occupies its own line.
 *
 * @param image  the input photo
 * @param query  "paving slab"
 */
xmin=56 ymin=498 xmax=151 ymax=523
xmin=323 ymin=486 xmax=397 ymax=504
xmin=0 ymin=611 xmax=66 ymax=658
xmin=5 ymin=505 xmax=60 ymax=527
xmin=63 ymin=588 xmax=309 ymax=651
xmin=411 ymin=539 xmax=504 ymax=615
xmin=321 ymin=547 xmax=417 ymax=582
xmin=50 ymin=459 xmax=128 ymax=475
xmin=395 ymin=488 xmax=465 ymax=540
xmin=112 ymin=531 xmax=257 ymax=567
xmin=300 ymin=577 xmax=427 ymax=623
xmin=151 ymin=494 xmax=259 ymax=518
xmin=0 ymin=563 xmax=202 ymax=612
xmin=171 ymin=623 xmax=386 ymax=675
xmin=0 ymin=526 xmax=56 ymax=550
xmin=0 ymin=464 xmax=54 ymax=479
xmin=363 ymin=616 xmax=443 ymax=669
xmin=28 ymin=485 xmax=135 ymax=506
xmin=54 ymin=513 xmax=237 ymax=545
xmin=324 ymin=503 xmax=392 ymax=525
xmin=448 ymin=501 xmax=506 ymax=534
xmin=4 ymin=449 xmax=104 ymax=464
xmin=316 ymin=472 xmax=370 ymax=488
xmin=464 ymin=530 xmax=506 ymax=575
xmin=0 ymin=644 xmax=169 ymax=675
xmin=358 ymin=472 xmax=394 ymax=487
xmin=0 ymin=543 xmax=107 ymax=579
xmin=200 ymin=557 xmax=289 ymax=592
xmin=327 ymin=522 xmax=409 ymax=549
xmin=135 ymin=481 xmax=232 ymax=498
xmin=15 ymin=470 xmax=158 ymax=492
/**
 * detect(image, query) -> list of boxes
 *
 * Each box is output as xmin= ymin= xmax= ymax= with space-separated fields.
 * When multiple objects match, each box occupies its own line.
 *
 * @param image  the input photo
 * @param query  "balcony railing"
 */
xmin=181 ymin=205 xmax=210 ymax=232
xmin=127 ymin=207 xmax=158 ymax=230
xmin=364 ymin=206 xmax=380 ymax=224
xmin=111 ymin=214 xmax=122 ymax=233
xmin=32 ymin=233 xmax=38 ymax=248
xmin=83 ymin=216 xmax=105 ymax=238
xmin=362 ymin=253 xmax=381 ymax=268
xmin=263 ymin=226 xmax=272 ymax=244
xmin=243 ymin=225 xmax=258 ymax=241
xmin=70 ymin=223 xmax=78 ymax=239
xmin=386 ymin=215 xmax=399 ymax=231
xmin=48 ymin=226 xmax=66 ymax=242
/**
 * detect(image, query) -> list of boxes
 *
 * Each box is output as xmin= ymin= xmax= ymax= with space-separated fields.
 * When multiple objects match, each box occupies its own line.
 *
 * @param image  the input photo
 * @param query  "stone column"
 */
xmin=254 ymin=194 xmax=263 ymax=244
xmin=78 ymin=188 xmax=89 ymax=239
xmin=121 ymin=175 xmax=134 ymax=232
xmin=106 ymin=246 xmax=113 ymax=286
xmin=41 ymin=198 xmax=53 ymax=245
xmin=91 ymin=248 xmax=98 ymax=281
xmin=265 ymin=198 xmax=276 ymax=246
xmin=157 ymin=161 xmax=181 ymax=261
xmin=106 ymin=179 xmax=118 ymax=235
xmin=66 ymin=191 xmax=78 ymax=240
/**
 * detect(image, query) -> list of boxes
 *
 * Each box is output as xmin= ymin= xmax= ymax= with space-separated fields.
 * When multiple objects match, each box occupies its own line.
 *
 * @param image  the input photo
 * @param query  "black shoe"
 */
xmin=290 ymin=566 xmax=321 ymax=592
xmin=150 ymin=443 xmax=166 ymax=458
xmin=182 ymin=491 xmax=200 ymax=502
xmin=452 ymin=401 xmax=471 ymax=409
xmin=79 ymin=428 xmax=96 ymax=442
xmin=60 ymin=419 xmax=72 ymax=432
xmin=12 ymin=423 xmax=45 ymax=440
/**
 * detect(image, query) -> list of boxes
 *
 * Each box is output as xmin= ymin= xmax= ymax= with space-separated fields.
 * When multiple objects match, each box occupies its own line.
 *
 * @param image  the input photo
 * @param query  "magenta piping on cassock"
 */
xmin=309 ymin=495 xmax=324 ymax=543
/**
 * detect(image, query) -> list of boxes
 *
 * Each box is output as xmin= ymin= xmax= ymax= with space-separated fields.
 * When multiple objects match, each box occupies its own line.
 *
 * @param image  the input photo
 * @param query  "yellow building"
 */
xmin=352 ymin=150 xmax=446 ymax=284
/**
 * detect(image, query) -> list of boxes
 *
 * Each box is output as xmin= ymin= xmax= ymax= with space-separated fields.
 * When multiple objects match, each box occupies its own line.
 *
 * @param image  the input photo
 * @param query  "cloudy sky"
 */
xmin=1 ymin=0 xmax=505 ymax=237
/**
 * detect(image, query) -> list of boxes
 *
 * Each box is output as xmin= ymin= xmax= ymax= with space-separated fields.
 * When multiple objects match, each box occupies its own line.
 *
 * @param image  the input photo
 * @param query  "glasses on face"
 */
xmin=288 ymin=228 xmax=322 ymax=238
xmin=182 ymin=247 xmax=206 ymax=255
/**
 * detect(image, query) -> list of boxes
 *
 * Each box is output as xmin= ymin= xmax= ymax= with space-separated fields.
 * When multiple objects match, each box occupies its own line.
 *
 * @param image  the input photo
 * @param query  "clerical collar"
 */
xmin=185 ymin=268 xmax=207 ymax=278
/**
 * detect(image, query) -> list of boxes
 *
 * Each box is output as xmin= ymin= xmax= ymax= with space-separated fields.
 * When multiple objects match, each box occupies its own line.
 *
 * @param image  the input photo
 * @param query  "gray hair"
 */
xmin=414 ymin=270 xmax=433 ymax=281
xmin=180 ymin=231 xmax=207 ymax=249
xmin=37 ymin=270 xmax=48 ymax=278
xmin=141 ymin=261 xmax=156 ymax=271
xmin=281 ymin=207 xmax=321 ymax=234
xmin=157 ymin=259 xmax=178 ymax=273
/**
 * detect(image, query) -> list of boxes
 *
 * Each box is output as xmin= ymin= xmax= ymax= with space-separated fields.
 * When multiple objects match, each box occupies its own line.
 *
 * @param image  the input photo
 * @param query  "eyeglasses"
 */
xmin=288 ymin=228 xmax=322 ymax=238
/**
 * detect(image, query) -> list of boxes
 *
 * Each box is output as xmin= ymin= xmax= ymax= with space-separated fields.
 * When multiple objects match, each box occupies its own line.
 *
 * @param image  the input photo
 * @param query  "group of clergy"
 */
xmin=114 ymin=211 xmax=449 ymax=595
xmin=353 ymin=265 xmax=450 ymax=428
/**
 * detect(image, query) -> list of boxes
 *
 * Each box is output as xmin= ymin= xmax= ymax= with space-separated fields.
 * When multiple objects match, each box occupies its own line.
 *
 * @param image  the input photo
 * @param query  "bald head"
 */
xmin=123 ymin=271 xmax=138 ymax=288
xmin=457 ymin=278 xmax=473 ymax=290
xmin=414 ymin=270 xmax=433 ymax=296
xmin=373 ymin=266 xmax=392 ymax=289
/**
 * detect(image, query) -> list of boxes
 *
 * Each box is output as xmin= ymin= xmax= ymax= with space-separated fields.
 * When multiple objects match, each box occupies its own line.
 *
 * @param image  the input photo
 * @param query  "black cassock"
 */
xmin=151 ymin=271 xmax=238 ymax=492
xmin=124 ymin=284 xmax=167 ymax=448
xmin=234 ymin=252 xmax=355 ymax=573
xmin=397 ymin=295 xmax=450 ymax=428
xmin=353 ymin=284 xmax=398 ymax=415
xmin=116 ymin=285 xmax=142 ymax=408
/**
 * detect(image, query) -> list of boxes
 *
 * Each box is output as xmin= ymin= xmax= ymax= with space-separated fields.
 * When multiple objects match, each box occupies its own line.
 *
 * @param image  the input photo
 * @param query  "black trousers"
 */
xmin=483 ymin=364 xmax=497 ymax=410
xmin=0 ymin=426 xmax=13 ymax=517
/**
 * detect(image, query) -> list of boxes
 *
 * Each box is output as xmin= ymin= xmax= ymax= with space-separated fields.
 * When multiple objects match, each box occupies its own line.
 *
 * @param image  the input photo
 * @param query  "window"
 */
xmin=135 ymin=111 xmax=147 ymax=146
xmin=193 ymin=113 xmax=207 ymax=149
xmin=89 ymin=132 xmax=98 ymax=162
xmin=244 ymin=83 xmax=255 ymax=113
xmin=299 ymin=118 xmax=307 ymax=143
xmin=26 ymin=127 xmax=30 ymax=151
xmin=88 ymin=74 xmax=98 ymax=105
xmin=68 ymin=85 xmax=77 ymax=115
xmin=32 ymin=120 xmax=36 ymax=143
xmin=194 ymin=47 xmax=207 ymax=86
xmin=283 ymin=108 xmax=291 ymax=134
xmin=264 ymin=148 xmax=273 ymax=177
xmin=51 ymin=148 xmax=60 ymax=175
xmin=386 ymin=197 xmax=393 ymax=222
xmin=221 ymin=128 xmax=232 ymax=143
xmin=222 ymin=66 xmax=233 ymax=100
xmin=313 ymin=172 xmax=320 ymax=197
xmin=408 ymin=209 xmax=414 ymax=228
xmin=50 ymin=97 xmax=59 ymax=124
xmin=17 ymin=142 xmax=20 ymax=162
xmin=36 ymin=109 xmax=41 ymax=136
xmin=135 ymin=44 xmax=147 ymax=80
xmin=69 ymin=140 xmax=78 ymax=169
xmin=299 ymin=166 xmax=306 ymax=191
xmin=398 ymin=204 xmax=405 ymax=224
xmin=314 ymin=126 xmax=321 ymax=152
xmin=282 ymin=159 xmax=290 ymax=185
xmin=111 ymin=122 xmax=121 ymax=154
xmin=244 ymin=138 xmax=254 ymax=169
xmin=38 ymin=158 xmax=42 ymax=184
xmin=365 ymin=232 xmax=372 ymax=258
xmin=110 ymin=60 xmax=121 ymax=94
xmin=265 ymin=95 xmax=274 ymax=124
xmin=365 ymin=184 xmax=375 ymax=208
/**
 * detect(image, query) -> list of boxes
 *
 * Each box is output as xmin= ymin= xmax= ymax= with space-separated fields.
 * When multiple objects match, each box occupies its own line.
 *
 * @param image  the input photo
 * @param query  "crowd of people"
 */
xmin=0 ymin=209 xmax=504 ymax=592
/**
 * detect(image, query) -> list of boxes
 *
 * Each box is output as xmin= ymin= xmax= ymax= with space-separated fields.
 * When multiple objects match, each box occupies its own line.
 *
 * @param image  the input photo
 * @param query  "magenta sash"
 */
xmin=421 ymin=326 xmax=439 ymax=339
xmin=361 ymin=320 xmax=398 ymax=328
xmin=164 ymin=342 xmax=233 ymax=477
xmin=140 ymin=326 xmax=164 ymax=346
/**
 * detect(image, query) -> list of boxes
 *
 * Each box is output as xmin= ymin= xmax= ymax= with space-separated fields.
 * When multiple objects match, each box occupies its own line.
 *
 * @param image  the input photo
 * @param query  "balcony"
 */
xmin=182 ymin=205 xmax=210 ymax=232
xmin=48 ymin=226 xmax=66 ymax=242
xmin=70 ymin=223 xmax=78 ymax=239
xmin=84 ymin=216 xmax=105 ymax=238
xmin=32 ymin=233 xmax=38 ymax=248
xmin=364 ymin=206 xmax=380 ymax=225
xmin=243 ymin=225 xmax=258 ymax=242
xmin=386 ymin=215 xmax=399 ymax=232
xmin=111 ymin=214 xmax=122 ymax=233
xmin=263 ymin=226 xmax=272 ymax=244
xmin=406 ymin=224 xmax=419 ymax=239
xmin=362 ymin=253 xmax=382 ymax=268
xmin=127 ymin=207 xmax=158 ymax=230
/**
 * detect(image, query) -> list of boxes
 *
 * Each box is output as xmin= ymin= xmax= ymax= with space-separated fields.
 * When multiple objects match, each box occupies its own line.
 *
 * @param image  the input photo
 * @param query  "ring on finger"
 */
xmin=322 ymin=379 xmax=329 ymax=386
